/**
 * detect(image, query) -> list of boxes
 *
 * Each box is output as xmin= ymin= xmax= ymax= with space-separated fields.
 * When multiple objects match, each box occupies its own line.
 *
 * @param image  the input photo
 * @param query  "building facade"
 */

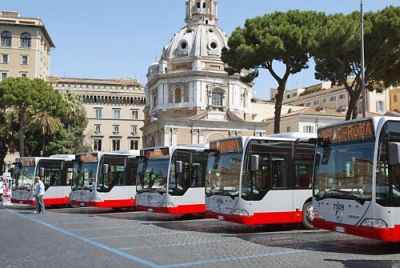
xmin=272 ymin=81 xmax=390 ymax=115
xmin=389 ymin=87 xmax=400 ymax=112
xmin=264 ymin=108 xmax=345 ymax=135
xmin=50 ymin=77 xmax=146 ymax=152
xmin=0 ymin=11 xmax=54 ymax=80
xmin=143 ymin=0 xmax=302 ymax=146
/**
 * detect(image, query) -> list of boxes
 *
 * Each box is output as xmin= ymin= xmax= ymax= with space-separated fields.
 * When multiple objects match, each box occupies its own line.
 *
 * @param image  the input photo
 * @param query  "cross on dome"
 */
xmin=185 ymin=0 xmax=218 ymax=26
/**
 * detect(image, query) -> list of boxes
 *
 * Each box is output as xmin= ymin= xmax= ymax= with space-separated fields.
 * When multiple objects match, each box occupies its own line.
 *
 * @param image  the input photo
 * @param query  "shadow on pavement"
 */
xmin=98 ymin=211 xmax=205 ymax=222
xmin=152 ymin=218 xmax=307 ymax=234
xmin=324 ymin=259 xmax=400 ymax=268
xmin=237 ymin=230 xmax=400 ymax=256
xmin=49 ymin=207 xmax=129 ymax=215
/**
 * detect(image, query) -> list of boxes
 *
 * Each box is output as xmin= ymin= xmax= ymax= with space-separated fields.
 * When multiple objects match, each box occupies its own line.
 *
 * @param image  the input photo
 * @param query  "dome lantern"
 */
xmin=185 ymin=0 xmax=218 ymax=26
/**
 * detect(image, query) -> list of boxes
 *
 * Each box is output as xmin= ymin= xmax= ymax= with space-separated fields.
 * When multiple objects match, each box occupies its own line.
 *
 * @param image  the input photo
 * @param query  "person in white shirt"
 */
xmin=34 ymin=176 xmax=45 ymax=214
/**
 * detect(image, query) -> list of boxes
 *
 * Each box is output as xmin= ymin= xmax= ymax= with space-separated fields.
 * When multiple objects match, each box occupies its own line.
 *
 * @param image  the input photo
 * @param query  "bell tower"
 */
xmin=185 ymin=0 xmax=218 ymax=26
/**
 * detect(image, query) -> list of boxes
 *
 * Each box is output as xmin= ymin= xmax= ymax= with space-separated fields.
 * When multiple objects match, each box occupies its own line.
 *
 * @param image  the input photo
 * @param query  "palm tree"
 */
xmin=31 ymin=111 xmax=62 ymax=156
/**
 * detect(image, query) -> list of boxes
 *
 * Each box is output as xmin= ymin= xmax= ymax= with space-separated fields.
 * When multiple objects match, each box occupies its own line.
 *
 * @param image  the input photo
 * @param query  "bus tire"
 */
xmin=302 ymin=201 xmax=314 ymax=229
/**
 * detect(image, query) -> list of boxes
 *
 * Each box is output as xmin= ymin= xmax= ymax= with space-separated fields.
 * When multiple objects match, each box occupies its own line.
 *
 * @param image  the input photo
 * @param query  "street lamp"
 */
xmin=361 ymin=0 xmax=367 ymax=118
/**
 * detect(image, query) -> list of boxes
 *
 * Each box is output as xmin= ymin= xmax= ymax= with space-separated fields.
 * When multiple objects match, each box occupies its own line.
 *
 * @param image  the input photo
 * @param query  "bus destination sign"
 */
xmin=79 ymin=153 xmax=98 ymax=163
xmin=18 ymin=158 xmax=36 ymax=167
xmin=143 ymin=148 xmax=170 ymax=159
xmin=210 ymin=138 xmax=243 ymax=154
xmin=319 ymin=119 xmax=375 ymax=144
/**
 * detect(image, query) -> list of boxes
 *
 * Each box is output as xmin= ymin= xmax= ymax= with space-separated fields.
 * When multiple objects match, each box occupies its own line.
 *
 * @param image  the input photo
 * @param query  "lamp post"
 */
xmin=361 ymin=0 xmax=367 ymax=118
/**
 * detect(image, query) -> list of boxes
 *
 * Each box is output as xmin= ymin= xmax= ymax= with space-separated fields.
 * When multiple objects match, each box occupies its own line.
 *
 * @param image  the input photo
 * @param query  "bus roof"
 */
xmin=211 ymin=133 xmax=317 ymax=144
xmin=142 ymin=144 xmax=209 ymax=152
xmin=49 ymin=154 xmax=75 ymax=161
xmin=76 ymin=151 xmax=139 ymax=157
xmin=318 ymin=116 xmax=400 ymax=133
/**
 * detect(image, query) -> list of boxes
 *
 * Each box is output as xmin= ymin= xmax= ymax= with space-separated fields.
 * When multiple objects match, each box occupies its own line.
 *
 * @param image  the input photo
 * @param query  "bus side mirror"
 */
xmin=250 ymin=155 xmax=260 ymax=172
xmin=176 ymin=161 xmax=183 ymax=174
xmin=103 ymin=164 xmax=109 ymax=176
xmin=389 ymin=142 xmax=400 ymax=165
xmin=39 ymin=167 xmax=45 ymax=177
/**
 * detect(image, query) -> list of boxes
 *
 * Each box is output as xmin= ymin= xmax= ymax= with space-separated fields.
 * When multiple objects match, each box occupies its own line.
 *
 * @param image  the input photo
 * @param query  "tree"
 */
xmin=0 ymin=78 xmax=89 ymax=164
xmin=31 ymin=111 xmax=62 ymax=156
xmin=222 ymin=10 xmax=325 ymax=133
xmin=313 ymin=7 xmax=400 ymax=120
xmin=1 ymin=78 xmax=39 ymax=156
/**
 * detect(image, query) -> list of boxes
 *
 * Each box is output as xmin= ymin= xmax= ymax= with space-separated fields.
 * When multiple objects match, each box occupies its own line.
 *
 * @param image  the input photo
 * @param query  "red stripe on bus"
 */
xmin=208 ymin=210 xmax=304 ymax=225
xmin=70 ymin=199 xmax=135 ymax=208
xmin=11 ymin=197 xmax=70 ymax=207
xmin=91 ymin=199 xmax=136 ymax=208
xmin=11 ymin=198 xmax=34 ymax=206
xmin=44 ymin=197 xmax=70 ymax=207
xmin=137 ymin=204 xmax=207 ymax=215
xmin=313 ymin=218 xmax=400 ymax=242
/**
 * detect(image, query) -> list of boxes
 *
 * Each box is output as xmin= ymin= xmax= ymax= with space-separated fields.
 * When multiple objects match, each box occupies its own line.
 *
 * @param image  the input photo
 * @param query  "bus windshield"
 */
xmin=206 ymin=139 xmax=243 ymax=197
xmin=73 ymin=154 xmax=98 ymax=191
xmin=314 ymin=141 xmax=374 ymax=203
xmin=137 ymin=148 xmax=170 ymax=193
xmin=15 ymin=159 xmax=36 ymax=190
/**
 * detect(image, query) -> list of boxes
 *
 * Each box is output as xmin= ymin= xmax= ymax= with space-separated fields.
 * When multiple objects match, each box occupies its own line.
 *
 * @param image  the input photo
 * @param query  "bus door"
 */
xmin=169 ymin=150 xmax=192 ymax=196
xmin=97 ymin=156 xmax=126 ymax=193
xmin=242 ymin=141 xmax=292 ymax=212
xmin=36 ymin=160 xmax=65 ymax=190
xmin=292 ymin=142 xmax=315 ymax=209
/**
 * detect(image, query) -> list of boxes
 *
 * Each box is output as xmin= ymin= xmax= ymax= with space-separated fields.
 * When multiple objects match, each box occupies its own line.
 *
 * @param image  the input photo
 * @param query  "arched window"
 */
xmin=211 ymin=89 xmax=224 ymax=107
xmin=20 ymin=32 xmax=31 ymax=48
xmin=175 ymin=87 xmax=182 ymax=103
xmin=1 ymin=31 xmax=12 ymax=47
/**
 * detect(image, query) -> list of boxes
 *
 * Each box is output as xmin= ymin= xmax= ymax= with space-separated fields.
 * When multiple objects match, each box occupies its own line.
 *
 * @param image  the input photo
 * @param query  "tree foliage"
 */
xmin=222 ymin=10 xmax=325 ymax=133
xmin=0 ymin=78 xmax=88 ymax=170
xmin=313 ymin=7 xmax=400 ymax=120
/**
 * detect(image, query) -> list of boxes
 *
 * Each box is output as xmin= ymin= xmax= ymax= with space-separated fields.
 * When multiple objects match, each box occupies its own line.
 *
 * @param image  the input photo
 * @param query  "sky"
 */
xmin=1 ymin=0 xmax=399 ymax=99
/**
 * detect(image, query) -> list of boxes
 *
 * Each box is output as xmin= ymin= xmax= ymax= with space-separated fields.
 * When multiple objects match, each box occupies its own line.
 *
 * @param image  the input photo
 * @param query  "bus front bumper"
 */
xmin=208 ymin=210 xmax=303 ymax=225
xmin=137 ymin=204 xmax=206 ymax=215
xmin=71 ymin=199 xmax=135 ymax=209
xmin=313 ymin=218 xmax=400 ymax=242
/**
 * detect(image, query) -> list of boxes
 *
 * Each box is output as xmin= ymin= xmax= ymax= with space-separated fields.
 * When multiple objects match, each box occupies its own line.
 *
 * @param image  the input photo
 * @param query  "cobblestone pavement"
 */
xmin=1 ymin=207 xmax=400 ymax=268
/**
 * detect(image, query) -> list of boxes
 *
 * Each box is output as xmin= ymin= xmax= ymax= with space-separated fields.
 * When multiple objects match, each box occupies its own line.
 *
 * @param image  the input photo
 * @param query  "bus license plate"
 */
xmin=148 ymin=208 xmax=153 ymax=212
xmin=336 ymin=226 xmax=345 ymax=233
xmin=218 ymin=216 xmax=224 ymax=221
xmin=80 ymin=202 xmax=85 ymax=207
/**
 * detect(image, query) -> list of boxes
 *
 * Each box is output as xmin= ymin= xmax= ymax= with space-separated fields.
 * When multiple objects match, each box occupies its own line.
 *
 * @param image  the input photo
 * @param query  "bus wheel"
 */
xmin=302 ymin=201 xmax=314 ymax=229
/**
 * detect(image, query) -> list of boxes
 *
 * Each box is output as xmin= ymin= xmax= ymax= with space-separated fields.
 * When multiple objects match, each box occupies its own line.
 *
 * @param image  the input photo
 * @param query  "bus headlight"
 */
xmin=231 ymin=209 xmax=250 ymax=217
xmin=361 ymin=218 xmax=388 ymax=229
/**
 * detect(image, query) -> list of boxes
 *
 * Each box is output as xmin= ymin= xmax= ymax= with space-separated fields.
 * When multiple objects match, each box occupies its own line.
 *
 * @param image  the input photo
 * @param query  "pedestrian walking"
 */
xmin=34 ymin=176 xmax=45 ymax=215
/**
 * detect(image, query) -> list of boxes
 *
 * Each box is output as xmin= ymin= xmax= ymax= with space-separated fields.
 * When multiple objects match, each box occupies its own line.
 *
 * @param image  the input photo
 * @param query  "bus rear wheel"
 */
xmin=302 ymin=201 xmax=314 ymax=229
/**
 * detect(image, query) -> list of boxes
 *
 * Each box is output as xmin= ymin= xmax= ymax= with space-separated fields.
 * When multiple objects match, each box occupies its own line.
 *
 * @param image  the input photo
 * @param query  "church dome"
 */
xmin=162 ymin=23 xmax=227 ymax=60
xmin=159 ymin=0 xmax=227 ymax=62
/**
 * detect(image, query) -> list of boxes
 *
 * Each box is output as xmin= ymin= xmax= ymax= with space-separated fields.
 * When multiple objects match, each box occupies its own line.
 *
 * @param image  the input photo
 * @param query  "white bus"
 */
xmin=136 ymin=145 xmax=209 ymax=215
xmin=313 ymin=117 xmax=400 ymax=242
xmin=12 ymin=155 xmax=75 ymax=207
xmin=206 ymin=134 xmax=316 ymax=227
xmin=70 ymin=151 xmax=139 ymax=209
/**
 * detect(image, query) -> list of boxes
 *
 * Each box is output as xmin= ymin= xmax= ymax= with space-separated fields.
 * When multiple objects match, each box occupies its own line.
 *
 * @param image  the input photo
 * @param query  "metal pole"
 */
xmin=361 ymin=0 xmax=367 ymax=118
